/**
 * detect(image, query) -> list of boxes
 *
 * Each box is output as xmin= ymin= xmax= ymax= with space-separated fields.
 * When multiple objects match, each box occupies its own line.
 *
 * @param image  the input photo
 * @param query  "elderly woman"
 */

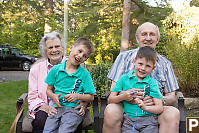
xmin=28 ymin=31 xmax=86 ymax=133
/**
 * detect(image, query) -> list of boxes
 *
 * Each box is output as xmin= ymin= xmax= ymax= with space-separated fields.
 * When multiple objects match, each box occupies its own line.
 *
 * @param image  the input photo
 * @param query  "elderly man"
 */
xmin=28 ymin=31 xmax=86 ymax=133
xmin=103 ymin=22 xmax=180 ymax=133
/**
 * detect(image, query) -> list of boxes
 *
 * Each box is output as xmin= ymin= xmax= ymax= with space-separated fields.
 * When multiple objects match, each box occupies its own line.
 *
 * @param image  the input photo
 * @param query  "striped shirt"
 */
xmin=107 ymin=48 xmax=179 ymax=94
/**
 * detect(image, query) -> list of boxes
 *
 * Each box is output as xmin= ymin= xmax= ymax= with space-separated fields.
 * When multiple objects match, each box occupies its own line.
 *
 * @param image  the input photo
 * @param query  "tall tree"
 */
xmin=120 ymin=0 xmax=131 ymax=52
xmin=45 ymin=0 xmax=53 ymax=33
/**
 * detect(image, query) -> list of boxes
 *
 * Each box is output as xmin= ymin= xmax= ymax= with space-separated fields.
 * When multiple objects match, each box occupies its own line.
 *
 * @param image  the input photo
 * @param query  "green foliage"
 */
xmin=190 ymin=0 xmax=199 ymax=7
xmin=0 ymin=0 xmax=46 ymax=56
xmin=88 ymin=62 xmax=112 ymax=97
xmin=0 ymin=0 xmax=175 ymax=63
xmin=128 ymin=0 xmax=173 ymax=46
xmin=162 ymin=4 xmax=199 ymax=97
xmin=0 ymin=0 xmax=63 ymax=57
xmin=165 ymin=38 xmax=199 ymax=97
xmin=156 ymin=27 xmax=168 ymax=56
xmin=69 ymin=0 xmax=122 ymax=63
xmin=162 ymin=4 xmax=199 ymax=46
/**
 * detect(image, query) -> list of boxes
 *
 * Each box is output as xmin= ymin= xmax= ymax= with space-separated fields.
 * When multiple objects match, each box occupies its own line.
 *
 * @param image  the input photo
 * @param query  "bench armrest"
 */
xmin=16 ymin=93 xmax=27 ymax=133
xmin=176 ymin=92 xmax=186 ymax=133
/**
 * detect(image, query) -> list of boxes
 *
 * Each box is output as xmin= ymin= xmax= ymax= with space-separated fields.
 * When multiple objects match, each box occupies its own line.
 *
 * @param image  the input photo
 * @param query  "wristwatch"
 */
xmin=162 ymin=98 xmax=166 ymax=106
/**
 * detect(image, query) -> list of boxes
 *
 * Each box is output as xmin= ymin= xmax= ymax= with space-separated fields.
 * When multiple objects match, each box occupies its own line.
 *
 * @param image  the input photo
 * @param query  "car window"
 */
xmin=12 ymin=48 xmax=24 ymax=55
xmin=0 ymin=49 xmax=2 ymax=55
xmin=2 ymin=48 xmax=11 ymax=55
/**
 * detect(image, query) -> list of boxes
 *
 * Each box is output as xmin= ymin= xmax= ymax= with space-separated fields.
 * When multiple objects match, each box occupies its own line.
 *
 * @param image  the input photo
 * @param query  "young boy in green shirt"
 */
xmin=44 ymin=38 xmax=96 ymax=133
xmin=108 ymin=46 xmax=163 ymax=133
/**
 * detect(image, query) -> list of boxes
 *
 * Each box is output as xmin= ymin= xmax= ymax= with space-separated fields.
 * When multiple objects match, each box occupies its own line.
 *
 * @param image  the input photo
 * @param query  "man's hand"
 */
xmin=134 ymin=98 xmax=146 ymax=110
xmin=164 ymin=91 xmax=177 ymax=106
xmin=143 ymin=96 xmax=154 ymax=106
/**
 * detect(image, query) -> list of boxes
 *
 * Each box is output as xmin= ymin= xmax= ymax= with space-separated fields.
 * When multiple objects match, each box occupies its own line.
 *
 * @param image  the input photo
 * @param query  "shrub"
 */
xmin=88 ymin=62 xmax=112 ymax=97
xmin=165 ymin=37 xmax=199 ymax=97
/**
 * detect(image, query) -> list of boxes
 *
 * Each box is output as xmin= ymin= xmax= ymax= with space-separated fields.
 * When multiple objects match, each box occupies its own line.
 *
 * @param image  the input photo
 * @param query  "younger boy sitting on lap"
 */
xmin=108 ymin=46 xmax=163 ymax=133
xmin=44 ymin=38 xmax=96 ymax=133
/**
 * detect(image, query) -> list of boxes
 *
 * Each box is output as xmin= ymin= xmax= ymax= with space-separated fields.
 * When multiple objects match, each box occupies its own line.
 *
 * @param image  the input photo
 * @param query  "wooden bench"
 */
xmin=13 ymin=93 xmax=100 ymax=133
xmin=14 ymin=92 xmax=186 ymax=133
xmin=97 ymin=91 xmax=186 ymax=133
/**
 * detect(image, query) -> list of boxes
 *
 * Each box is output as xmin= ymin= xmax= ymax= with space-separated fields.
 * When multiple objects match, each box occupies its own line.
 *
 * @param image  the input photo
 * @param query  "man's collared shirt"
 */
xmin=108 ymin=48 xmax=179 ymax=94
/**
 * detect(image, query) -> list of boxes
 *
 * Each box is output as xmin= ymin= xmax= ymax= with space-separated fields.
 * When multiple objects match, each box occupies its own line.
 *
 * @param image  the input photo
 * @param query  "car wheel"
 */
xmin=22 ymin=61 xmax=31 ymax=71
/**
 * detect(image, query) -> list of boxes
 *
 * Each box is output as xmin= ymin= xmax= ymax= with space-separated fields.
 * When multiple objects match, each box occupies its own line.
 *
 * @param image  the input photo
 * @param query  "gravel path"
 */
xmin=0 ymin=71 xmax=29 ymax=82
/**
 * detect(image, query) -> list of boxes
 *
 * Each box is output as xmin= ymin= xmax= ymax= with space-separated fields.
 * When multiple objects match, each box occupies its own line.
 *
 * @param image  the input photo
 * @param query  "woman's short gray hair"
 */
xmin=39 ymin=31 xmax=66 ymax=58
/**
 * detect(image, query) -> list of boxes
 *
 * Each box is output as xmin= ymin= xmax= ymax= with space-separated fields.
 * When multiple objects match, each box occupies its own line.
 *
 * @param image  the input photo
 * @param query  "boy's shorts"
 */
xmin=122 ymin=113 xmax=158 ymax=133
xmin=44 ymin=107 xmax=83 ymax=133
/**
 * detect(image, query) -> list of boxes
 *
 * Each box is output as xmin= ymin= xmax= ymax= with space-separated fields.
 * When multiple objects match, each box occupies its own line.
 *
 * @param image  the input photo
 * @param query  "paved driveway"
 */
xmin=0 ymin=71 xmax=29 ymax=82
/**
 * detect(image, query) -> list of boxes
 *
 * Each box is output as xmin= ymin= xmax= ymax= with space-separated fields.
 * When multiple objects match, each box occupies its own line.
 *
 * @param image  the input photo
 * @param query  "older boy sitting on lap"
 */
xmin=44 ymin=38 xmax=96 ymax=133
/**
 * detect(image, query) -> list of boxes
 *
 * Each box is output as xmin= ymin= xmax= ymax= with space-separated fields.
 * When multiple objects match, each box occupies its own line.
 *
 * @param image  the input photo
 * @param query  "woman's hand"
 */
xmin=38 ymin=104 xmax=49 ymax=113
xmin=38 ymin=104 xmax=57 ymax=116
xmin=52 ymin=93 xmax=62 ymax=108
xmin=48 ymin=106 xmax=58 ymax=116
xmin=74 ymin=101 xmax=88 ymax=116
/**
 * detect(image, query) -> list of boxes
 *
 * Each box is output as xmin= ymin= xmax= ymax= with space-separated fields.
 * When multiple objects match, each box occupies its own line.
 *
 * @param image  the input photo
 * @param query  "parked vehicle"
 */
xmin=0 ymin=45 xmax=38 ymax=71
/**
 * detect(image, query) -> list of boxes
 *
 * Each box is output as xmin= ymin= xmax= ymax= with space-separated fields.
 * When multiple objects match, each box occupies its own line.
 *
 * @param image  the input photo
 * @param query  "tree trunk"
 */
xmin=45 ymin=0 xmax=53 ymax=34
xmin=120 ymin=0 xmax=131 ymax=52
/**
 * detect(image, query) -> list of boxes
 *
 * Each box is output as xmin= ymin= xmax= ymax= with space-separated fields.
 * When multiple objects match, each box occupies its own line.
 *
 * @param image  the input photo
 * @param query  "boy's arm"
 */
xmin=64 ymin=93 xmax=94 ymax=102
xmin=108 ymin=90 xmax=136 ymax=104
xmin=108 ymin=92 xmax=122 ymax=103
xmin=46 ymin=85 xmax=62 ymax=107
xmin=137 ymin=97 xmax=163 ymax=114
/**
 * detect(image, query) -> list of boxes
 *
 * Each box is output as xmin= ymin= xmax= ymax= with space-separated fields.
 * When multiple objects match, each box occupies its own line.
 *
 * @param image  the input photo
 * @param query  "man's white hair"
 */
xmin=135 ymin=22 xmax=160 ymax=41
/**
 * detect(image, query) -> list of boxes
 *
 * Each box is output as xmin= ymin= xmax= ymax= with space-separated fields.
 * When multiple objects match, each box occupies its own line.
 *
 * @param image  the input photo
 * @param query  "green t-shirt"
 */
xmin=45 ymin=60 xmax=96 ymax=108
xmin=112 ymin=70 xmax=162 ymax=118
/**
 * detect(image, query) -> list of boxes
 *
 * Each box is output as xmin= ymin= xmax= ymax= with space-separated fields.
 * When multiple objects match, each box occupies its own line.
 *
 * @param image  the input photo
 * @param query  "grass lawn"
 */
xmin=0 ymin=80 xmax=94 ymax=133
xmin=0 ymin=80 xmax=28 ymax=133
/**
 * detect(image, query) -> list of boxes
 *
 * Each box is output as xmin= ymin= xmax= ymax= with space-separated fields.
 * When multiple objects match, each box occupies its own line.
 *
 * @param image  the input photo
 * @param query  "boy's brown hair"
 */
xmin=135 ymin=46 xmax=157 ymax=65
xmin=73 ymin=38 xmax=95 ymax=54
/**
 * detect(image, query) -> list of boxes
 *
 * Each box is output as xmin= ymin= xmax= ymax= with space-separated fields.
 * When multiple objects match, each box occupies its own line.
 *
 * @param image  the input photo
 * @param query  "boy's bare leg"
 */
xmin=103 ymin=103 xmax=124 ymax=133
xmin=158 ymin=106 xmax=180 ymax=133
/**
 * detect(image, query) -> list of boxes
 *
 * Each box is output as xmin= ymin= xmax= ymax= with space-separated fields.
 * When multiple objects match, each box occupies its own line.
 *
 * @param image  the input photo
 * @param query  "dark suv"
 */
xmin=0 ymin=45 xmax=38 ymax=71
